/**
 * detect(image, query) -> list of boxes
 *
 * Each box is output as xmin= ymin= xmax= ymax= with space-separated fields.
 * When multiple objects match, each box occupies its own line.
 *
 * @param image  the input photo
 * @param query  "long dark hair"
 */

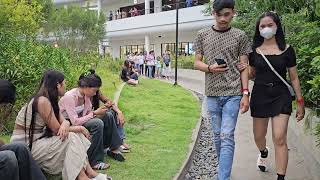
xmin=0 ymin=79 xmax=16 ymax=104
xmin=78 ymin=69 xmax=102 ymax=88
xmin=78 ymin=69 xmax=102 ymax=110
xmin=0 ymin=80 xmax=16 ymax=125
xmin=25 ymin=70 xmax=64 ymax=150
xmin=123 ymin=60 xmax=130 ymax=69
xmin=253 ymin=11 xmax=286 ymax=51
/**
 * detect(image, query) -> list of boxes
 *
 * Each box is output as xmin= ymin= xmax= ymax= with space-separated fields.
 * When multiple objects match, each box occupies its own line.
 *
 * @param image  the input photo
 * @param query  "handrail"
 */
xmin=107 ymin=1 xmax=206 ymax=21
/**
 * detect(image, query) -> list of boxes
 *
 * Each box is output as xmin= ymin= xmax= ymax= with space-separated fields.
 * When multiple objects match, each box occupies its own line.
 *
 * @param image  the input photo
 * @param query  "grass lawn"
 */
xmin=0 ymin=75 xmax=200 ymax=180
xmin=96 ymin=63 xmax=122 ymax=100
xmin=103 ymin=78 xmax=200 ymax=180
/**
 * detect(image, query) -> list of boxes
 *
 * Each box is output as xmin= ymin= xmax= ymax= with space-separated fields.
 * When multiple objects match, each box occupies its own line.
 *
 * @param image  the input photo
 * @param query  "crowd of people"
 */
xmin=108 ymin=0 xmax=204 ymax=21
xmin=108 ymin=7 xmax=140 ymax=21
xmin=0 ymin=69 xmax=132 ymax=180
xmin=120 ymin=50 xmax=172 ymax=85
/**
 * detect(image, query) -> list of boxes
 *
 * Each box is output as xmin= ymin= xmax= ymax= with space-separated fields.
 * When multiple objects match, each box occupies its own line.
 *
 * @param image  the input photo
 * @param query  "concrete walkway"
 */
xmin=173 ymin=69 xmax=315 ymax=180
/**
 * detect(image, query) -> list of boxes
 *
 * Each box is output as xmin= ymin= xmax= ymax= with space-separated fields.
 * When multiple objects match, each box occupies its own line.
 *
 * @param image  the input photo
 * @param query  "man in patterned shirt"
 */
xmin=194 ymin=0 xmax=251 ymax=179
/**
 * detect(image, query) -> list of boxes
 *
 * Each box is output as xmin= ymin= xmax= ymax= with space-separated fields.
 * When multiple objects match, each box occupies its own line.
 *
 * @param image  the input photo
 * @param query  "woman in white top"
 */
xmin=138 ymin=52 xmax=145 ymax=75
xmin=146 ymin=51 xmax=155 ymax=78
xmin=11 ymin=70 xmax=111 ymax=180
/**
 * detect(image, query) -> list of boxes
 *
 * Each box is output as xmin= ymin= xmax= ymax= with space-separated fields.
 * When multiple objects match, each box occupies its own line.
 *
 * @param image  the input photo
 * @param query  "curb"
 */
xmin=113 ymin=82 xmax=126 ymax=105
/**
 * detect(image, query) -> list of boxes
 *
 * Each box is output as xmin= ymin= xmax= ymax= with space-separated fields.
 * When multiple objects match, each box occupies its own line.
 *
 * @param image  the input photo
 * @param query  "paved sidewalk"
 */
xmin=173 ymin=69 xmax=314 ymax=180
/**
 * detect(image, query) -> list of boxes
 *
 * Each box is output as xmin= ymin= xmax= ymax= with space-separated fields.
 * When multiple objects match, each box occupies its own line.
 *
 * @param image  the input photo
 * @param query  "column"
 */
xmin=154 ymin=0 xmax=162 ymax=13
xmin=154 ymin=42 xmax=161 ymax=58
xmin=97 ymin=0 xmax=103 ymax=55
xmin=145 ymin=35 xmax=150 ymax=54
xmin=97 ymin=0 xmax=101 ymax=16
xmin=145 ymin=0 xmax=150 ymax=14
xmin=112 ymin=43 xmax=120 ymax=59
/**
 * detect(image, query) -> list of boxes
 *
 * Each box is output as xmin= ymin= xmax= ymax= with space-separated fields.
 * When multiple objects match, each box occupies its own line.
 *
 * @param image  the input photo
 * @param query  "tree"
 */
xmin=43 ymin=5 xmax=106 ymax=53
xmin=0 ymin=0 xmax=43 ymax=36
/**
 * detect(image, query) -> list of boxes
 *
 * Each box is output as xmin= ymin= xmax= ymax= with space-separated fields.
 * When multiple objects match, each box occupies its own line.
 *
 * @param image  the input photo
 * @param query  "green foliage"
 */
xmin=0 ymin=32 xmax=101 ymax=133
xmin=0 ymin=0 xmax=43 ymax=36
xmin=171 ymin=55 xmax=195 ymax=69
xmin=42 ymin=5 xmax=106 ymax=52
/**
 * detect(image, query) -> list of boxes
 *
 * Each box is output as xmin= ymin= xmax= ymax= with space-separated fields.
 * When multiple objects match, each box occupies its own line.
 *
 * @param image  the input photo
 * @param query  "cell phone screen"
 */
xmin=215 ymin=58 xmax=227 ymax=66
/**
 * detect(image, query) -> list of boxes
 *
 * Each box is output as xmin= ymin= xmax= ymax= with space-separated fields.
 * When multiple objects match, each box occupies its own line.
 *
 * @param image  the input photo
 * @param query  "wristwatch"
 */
xmin=242 ymin=90 xmax=250 ymax=96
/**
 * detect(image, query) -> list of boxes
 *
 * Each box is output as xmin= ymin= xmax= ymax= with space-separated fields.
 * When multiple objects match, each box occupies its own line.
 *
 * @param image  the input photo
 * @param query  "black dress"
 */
xmin=121 ymin=67 xmax=129 ymax=82
xmin=249 ymin=46 xmax=297 ymax=118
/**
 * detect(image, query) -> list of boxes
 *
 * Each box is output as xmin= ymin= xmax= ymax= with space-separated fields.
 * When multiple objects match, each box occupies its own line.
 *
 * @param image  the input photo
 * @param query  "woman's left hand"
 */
xmin=296 ymin=104 xmax=305 ymax=122
xmin=237 ymin=62 xmax=248 ymax=72
xmin=104 ymin=100 xmax=114 ymax=108
xmin=117 ymin=112 xmax=125 ymax=127
xmin=240 ymin=96 xmax=250 ymax=114
xmin=58 ymin=120 xmax=70 ymax=141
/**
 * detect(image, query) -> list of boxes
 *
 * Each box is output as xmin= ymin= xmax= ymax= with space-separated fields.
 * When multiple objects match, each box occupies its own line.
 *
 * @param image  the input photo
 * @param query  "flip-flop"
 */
xmin=94 ymin=173 xmax=112 ymax=180
xmin=92 ymin=162 xmax=110 ymax=170
xmin=122 ymin=143 xmax=131 ymax=149
xmin=107 ymin=151 xmax=125 ymax=162
xmin=120 ymin=145 xmax=130 ymax=153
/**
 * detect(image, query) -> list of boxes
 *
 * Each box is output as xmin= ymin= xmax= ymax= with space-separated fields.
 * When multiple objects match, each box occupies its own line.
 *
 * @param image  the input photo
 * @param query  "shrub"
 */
xmin=0 ymin=32 xmax=101 ymax=133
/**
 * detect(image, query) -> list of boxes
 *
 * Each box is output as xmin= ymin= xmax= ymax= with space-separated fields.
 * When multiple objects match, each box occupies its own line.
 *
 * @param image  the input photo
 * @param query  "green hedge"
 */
xmin=0 ymin=32 xmax=122 ymax=133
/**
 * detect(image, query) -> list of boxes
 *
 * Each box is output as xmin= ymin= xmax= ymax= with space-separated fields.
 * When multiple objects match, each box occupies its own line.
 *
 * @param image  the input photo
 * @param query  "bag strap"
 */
xmin=257 ymin=48 xmax=295 ymax=96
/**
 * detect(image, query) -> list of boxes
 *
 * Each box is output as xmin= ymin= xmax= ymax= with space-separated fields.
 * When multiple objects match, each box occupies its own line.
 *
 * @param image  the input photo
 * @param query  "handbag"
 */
xmin=257 ymin=48 xmax=296 ymax=98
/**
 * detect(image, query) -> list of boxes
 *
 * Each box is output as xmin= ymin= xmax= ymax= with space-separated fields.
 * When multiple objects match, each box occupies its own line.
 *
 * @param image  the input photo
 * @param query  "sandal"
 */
xmin=120 ymin=145 xmax=130 ymax=153
xmin=93 ymin=162 xmax=110 ymax=170
xmin=92 ymin=173 xmax=112 ymax=180
xmin=122 ymin=143 xmax=131 ymax=149
xmin=107 ymin=150 xmax=125 ymax=162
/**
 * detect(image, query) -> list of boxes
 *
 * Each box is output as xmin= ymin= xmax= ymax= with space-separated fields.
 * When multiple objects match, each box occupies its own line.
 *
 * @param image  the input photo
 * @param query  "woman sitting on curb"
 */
xmin=10 ymin=70 xmax=111 ymax=180
xmin=59 ymin=70 xmax=125 ymax=169
xmin=121 ymin=60 xmax=139 ymax=85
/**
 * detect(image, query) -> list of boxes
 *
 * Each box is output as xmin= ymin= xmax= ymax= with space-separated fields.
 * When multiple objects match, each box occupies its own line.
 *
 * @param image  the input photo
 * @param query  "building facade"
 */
xmin=53 ymin=0 xmax=214 ymax=59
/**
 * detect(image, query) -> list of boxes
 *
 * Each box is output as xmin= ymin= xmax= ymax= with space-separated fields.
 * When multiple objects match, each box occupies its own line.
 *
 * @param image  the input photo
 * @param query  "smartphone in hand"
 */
xmin=215 ymin=58 xmax=227 ymax=66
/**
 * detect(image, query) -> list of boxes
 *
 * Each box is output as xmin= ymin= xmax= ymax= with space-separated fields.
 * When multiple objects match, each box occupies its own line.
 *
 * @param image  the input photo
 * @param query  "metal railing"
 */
xmin=106 ymin=1 xmax=207 ymax=21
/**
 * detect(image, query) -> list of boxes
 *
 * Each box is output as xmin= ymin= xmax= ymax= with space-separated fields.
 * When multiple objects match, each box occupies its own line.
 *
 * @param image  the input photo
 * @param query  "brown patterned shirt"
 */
xmin=194 ymin=26 xmax=252 ymax=96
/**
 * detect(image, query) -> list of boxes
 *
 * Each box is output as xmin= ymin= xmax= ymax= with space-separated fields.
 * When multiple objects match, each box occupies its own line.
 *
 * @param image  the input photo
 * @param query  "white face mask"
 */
xmin=260 ymin=27 xmax=277 ymax=39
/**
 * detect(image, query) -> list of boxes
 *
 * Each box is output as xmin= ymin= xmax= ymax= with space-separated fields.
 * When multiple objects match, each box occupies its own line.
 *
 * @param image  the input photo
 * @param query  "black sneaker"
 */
xmin=107 ymin=150 xmax=125 ymax=162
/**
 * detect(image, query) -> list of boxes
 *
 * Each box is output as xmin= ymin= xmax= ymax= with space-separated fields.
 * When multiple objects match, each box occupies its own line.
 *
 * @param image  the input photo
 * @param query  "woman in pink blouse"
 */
xmin=59 ymin=71 xmax=125 ymax=170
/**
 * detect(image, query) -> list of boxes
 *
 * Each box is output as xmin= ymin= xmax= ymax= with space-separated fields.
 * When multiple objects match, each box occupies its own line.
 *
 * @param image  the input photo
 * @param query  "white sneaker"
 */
xmin=257 ymin=147 xmax=269 ymax=172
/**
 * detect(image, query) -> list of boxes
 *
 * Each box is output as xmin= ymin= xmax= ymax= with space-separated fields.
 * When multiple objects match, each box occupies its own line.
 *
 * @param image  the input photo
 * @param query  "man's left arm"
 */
xmin=238 ymin=33 xmax=252 ymax=114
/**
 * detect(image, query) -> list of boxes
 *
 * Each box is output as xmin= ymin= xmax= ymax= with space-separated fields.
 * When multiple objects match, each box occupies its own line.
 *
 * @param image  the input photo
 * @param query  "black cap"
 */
xmin=0 ymin=79 xmax=16 ymax=104
xmin=213 ymin=0 xmax=235 ymax=12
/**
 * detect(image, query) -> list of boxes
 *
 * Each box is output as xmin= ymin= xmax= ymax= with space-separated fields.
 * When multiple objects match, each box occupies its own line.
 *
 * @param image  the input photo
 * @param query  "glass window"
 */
xmin=120 ymin=46 xmax=127 ymax=59
xmin=138 ymin=45 xmax=144 ymax=54
xmin=161 ymin=42 xmax=195 ymax=56
xmin=181 ymin=42 xmax=188 ymax=56
xmin=132 ymin=45 xmax=138 ymax=54
xmin=188 ymin=42 xmax=194 ymax=55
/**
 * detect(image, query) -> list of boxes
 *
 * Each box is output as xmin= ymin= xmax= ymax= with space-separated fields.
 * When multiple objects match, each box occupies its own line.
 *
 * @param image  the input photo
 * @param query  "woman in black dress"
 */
xmin=248 ymin=12 xmax=305 ymax=180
